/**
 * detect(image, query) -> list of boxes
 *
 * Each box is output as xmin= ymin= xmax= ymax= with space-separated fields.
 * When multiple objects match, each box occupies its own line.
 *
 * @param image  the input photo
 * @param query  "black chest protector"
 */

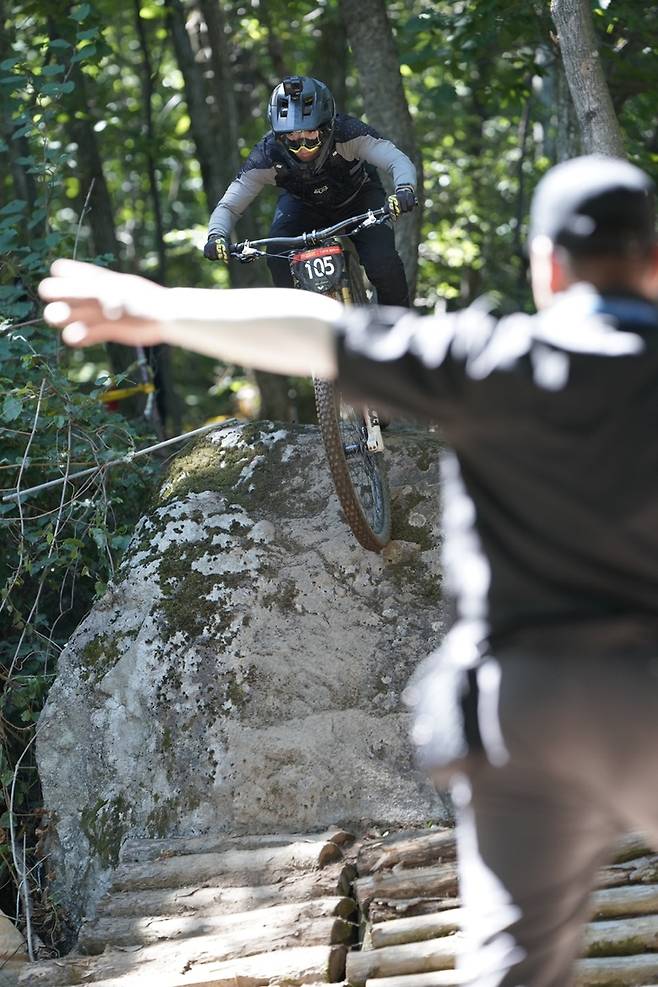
xmin=269 ymin=137 xmax=381 ymax=210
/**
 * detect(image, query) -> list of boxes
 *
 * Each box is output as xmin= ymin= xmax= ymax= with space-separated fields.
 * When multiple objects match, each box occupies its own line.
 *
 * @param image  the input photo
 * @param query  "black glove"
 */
xmin=203 ymin=235 xmax=230 ymax=263
xmin=388 ymin=185 xmax=417 ymax=218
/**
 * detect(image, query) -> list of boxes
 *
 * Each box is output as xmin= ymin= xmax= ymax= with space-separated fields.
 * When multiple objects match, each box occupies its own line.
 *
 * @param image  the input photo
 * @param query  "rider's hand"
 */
xmin=388 ymin=185 xmax=417 ymax=218
xmin=203 ymin=235 xmax=230 ymax=263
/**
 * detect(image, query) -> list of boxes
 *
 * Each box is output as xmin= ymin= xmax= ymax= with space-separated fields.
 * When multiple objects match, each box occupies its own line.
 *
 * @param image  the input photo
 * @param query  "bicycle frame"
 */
xmin=230 ymin=208 xmax=388 ymax=455
xmin=228 ymin=207 xmax=392 ymax=550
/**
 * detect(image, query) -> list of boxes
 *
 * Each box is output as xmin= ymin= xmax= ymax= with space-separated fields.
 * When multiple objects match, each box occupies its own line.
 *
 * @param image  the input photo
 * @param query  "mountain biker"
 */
xmin=41 ymin=153 xmax=658 ymax=987
xmin=203 ymin=75 xmax=417 ymax=308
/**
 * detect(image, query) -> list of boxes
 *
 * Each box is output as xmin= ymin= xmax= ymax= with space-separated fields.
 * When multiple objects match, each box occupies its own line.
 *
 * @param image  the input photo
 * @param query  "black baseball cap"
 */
xmin=529 ymin=155 xmax=656 ymax=255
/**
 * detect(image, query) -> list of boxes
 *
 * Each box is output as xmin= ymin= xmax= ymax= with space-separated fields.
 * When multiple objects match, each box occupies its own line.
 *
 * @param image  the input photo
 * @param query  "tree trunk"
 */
xmin=191 ymin=0 xmax=292 ymax=419
xmin=550 ymin=0 xmax=625 ymax=157
xmin=339 ymin=0 xmax=423 ymax=298
xmin=165 ymin=0 xmax=226 ymax=211
xmin=48 ymin=12 xmax=157 ymax=409
xmin=0 ymin=0 xmax=38 ymax=226
xmin=315 ymin=4 xmax=349 ymax=112
xmin=133 ymin=0 xmax=166 ymax=285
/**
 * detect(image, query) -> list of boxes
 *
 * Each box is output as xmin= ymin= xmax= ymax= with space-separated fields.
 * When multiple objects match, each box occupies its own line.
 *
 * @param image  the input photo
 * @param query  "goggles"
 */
xmin=284 ymin=131 xmax=323 ymax=154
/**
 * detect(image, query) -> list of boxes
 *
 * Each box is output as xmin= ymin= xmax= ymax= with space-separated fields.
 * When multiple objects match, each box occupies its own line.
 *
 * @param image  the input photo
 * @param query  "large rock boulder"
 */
xmin=37 ymin=421 xmax=448 ymax=925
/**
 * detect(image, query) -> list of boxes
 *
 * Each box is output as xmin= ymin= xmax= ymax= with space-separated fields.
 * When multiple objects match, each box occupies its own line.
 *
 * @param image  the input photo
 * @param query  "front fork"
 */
xmin=340 ymin=284 xmax=384 ymax=455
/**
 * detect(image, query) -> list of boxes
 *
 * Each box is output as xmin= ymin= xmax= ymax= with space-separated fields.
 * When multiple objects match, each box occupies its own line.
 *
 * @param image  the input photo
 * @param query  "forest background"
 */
xmin=0 ymin=0 xmax=657 ymax=953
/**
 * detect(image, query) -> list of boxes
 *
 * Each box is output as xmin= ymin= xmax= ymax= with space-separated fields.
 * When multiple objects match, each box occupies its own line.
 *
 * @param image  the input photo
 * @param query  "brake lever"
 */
xmin=231 ymin=242 xmax=263 ymax=264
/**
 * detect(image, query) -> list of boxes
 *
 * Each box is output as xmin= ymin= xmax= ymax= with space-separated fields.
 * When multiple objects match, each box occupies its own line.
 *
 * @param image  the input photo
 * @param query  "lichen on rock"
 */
xmin=37 ymin=421 xmax=448 ymax=927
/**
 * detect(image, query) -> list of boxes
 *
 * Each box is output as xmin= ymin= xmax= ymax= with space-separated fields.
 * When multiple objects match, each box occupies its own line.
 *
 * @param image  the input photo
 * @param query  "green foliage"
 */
xmin=0 ymin=1 xmax=157 ymax=947
xmin=0 ymin=0 xmax=655 ymax=950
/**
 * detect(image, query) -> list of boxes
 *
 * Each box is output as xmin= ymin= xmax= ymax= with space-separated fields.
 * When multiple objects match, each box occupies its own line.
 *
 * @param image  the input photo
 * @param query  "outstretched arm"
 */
xmin=39 ymin=260 xmax=340 ymax=379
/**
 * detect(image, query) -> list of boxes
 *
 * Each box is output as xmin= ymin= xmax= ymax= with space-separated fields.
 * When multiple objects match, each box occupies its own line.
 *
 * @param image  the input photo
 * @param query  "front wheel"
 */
xmin=313 ymin=378 xmax=391 ymax=552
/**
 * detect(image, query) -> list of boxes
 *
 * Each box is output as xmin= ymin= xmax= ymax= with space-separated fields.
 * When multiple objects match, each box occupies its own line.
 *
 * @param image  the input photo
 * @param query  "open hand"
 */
xmin=39 ymin=260 xmax=168 ymax=347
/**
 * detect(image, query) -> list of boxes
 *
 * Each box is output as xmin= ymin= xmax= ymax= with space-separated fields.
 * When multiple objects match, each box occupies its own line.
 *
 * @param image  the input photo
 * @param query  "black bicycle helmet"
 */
xmin=267 ymin=76 xmax=335 ymax=137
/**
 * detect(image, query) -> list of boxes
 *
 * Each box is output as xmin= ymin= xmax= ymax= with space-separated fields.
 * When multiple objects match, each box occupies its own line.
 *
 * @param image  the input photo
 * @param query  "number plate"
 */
xmin=291 ymin=245 xmax=345 ymax=292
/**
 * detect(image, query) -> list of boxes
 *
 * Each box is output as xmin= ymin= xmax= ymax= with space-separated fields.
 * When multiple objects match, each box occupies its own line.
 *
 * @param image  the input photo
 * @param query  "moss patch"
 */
xmin=145 ymin=798 xmax=178 ymax=839
xmin=155 ymin=423 xmax=297 ymax=517
xmin=391 ymin=488 xmax=434 ymax=550
xmin=80 ymin=632 xmax=136 ymax=683
xmin=80 ymin=796 xmax=131 ymax=869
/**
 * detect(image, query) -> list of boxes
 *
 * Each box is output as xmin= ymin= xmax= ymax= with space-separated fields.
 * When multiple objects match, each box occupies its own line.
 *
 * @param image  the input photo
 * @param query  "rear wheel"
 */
xmin=313 ymin=248 xmax=391 ymax=552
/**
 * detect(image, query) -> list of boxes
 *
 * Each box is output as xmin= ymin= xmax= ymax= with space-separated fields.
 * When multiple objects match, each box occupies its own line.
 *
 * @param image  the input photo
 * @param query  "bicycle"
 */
xmin=229 ymin=208 xmax=392 ymax=552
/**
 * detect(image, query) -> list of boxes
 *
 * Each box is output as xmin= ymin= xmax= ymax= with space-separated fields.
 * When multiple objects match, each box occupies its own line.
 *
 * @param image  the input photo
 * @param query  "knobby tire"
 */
xmin=313 ymin=248 xmax=391 ymax=553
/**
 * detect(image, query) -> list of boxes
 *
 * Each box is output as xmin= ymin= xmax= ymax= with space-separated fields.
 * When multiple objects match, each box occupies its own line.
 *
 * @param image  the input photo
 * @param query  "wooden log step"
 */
xmin=362 ymin=953 xmax=658 ymax=987
xmin=120 ymin=828 xmax=354 ymax=864
xmin=611 ymin=833 xmax=654 ymax=864
xmin=574 ymin=953 xmax=658 ymax=986
xmin=354 ymin=863 xmax=458 ymax=911
xmin=591 ymin=883 xmax=658 ymax=919
xmin=19 ymin=922 xmax=350 ymax=986
xmin=369 ymin=898 xmax=460 ymax=925
xmin=584 ymin=914 xmax=658 ymax=957
xmin=96 ymin=860 xmax=355 ymax=919
xmin=110 ymin=838 xmax=348 ymax=894
xmin=79 ymin=895 xmax=356 ymax=954
xmin=21 ymin=944 xmax=348 ymax=987
xmin=597 ymin=855 xmax=658 ymax=889
xmin=371 ymin=910 xmax=465 ymax=949
xmin=357 ymin=830 xmax=455 ymax=876
xmin=364 ymin=975 xmax=461 ymax=987
xmin=345 ymin=935 xmax=462 ymax=986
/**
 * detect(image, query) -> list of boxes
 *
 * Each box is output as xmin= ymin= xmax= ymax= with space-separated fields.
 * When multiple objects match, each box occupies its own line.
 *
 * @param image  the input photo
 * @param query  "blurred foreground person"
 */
xmin=40 ymin=155 xmax=658 ymax=986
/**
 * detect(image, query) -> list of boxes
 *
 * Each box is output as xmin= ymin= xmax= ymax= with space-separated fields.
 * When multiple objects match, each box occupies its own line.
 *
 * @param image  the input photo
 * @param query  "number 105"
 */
xmin=305 ymin=256 xmax=336 ymax=278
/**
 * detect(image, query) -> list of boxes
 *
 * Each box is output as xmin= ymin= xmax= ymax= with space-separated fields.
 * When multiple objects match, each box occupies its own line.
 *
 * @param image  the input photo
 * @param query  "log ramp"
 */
xmin=347 ymin=829 xmax=658 ymax=987
xmin=18 ymin=829 xmax=357 ymax=987
xmin=17 ymin=828 xmax=658 ymax=986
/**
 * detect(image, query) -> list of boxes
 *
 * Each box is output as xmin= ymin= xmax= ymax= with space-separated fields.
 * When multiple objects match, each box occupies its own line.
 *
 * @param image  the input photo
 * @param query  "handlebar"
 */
xmin=229 ymin=205 xmax=391 ymax=259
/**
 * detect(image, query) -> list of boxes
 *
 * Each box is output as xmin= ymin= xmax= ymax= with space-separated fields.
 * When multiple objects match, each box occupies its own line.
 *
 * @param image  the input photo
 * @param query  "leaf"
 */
xmin=2 ymin=189 xmax=29 ymax=213
xmin=70 ymin=3 xmax=92 ymax=22
xmin=91 ymin=527 xmax=107 ymax=552
xmin=39 ymin=82 xmax=68 ymax=96
xmin=48 ymin=39 xmax=72 ymax=50
xmin=27 ymin=207 xmax=47 ymax=230
xmin=71 ymin=45 xmax=97 ymax=63
xmin=2 ymin=395 xmax=23 ymax=422
xmin=0 ymin=57 xmax=21 ymax=71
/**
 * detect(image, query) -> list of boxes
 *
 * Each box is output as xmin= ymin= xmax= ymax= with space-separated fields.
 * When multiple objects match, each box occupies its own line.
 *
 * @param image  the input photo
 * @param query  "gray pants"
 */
xmin=452 ymin=650 xmax=658 ymax=987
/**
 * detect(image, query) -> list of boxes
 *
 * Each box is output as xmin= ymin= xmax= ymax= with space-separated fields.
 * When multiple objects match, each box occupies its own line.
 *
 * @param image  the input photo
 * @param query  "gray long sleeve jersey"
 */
xmin=208 ymin=113 xmax=417 ymax=241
